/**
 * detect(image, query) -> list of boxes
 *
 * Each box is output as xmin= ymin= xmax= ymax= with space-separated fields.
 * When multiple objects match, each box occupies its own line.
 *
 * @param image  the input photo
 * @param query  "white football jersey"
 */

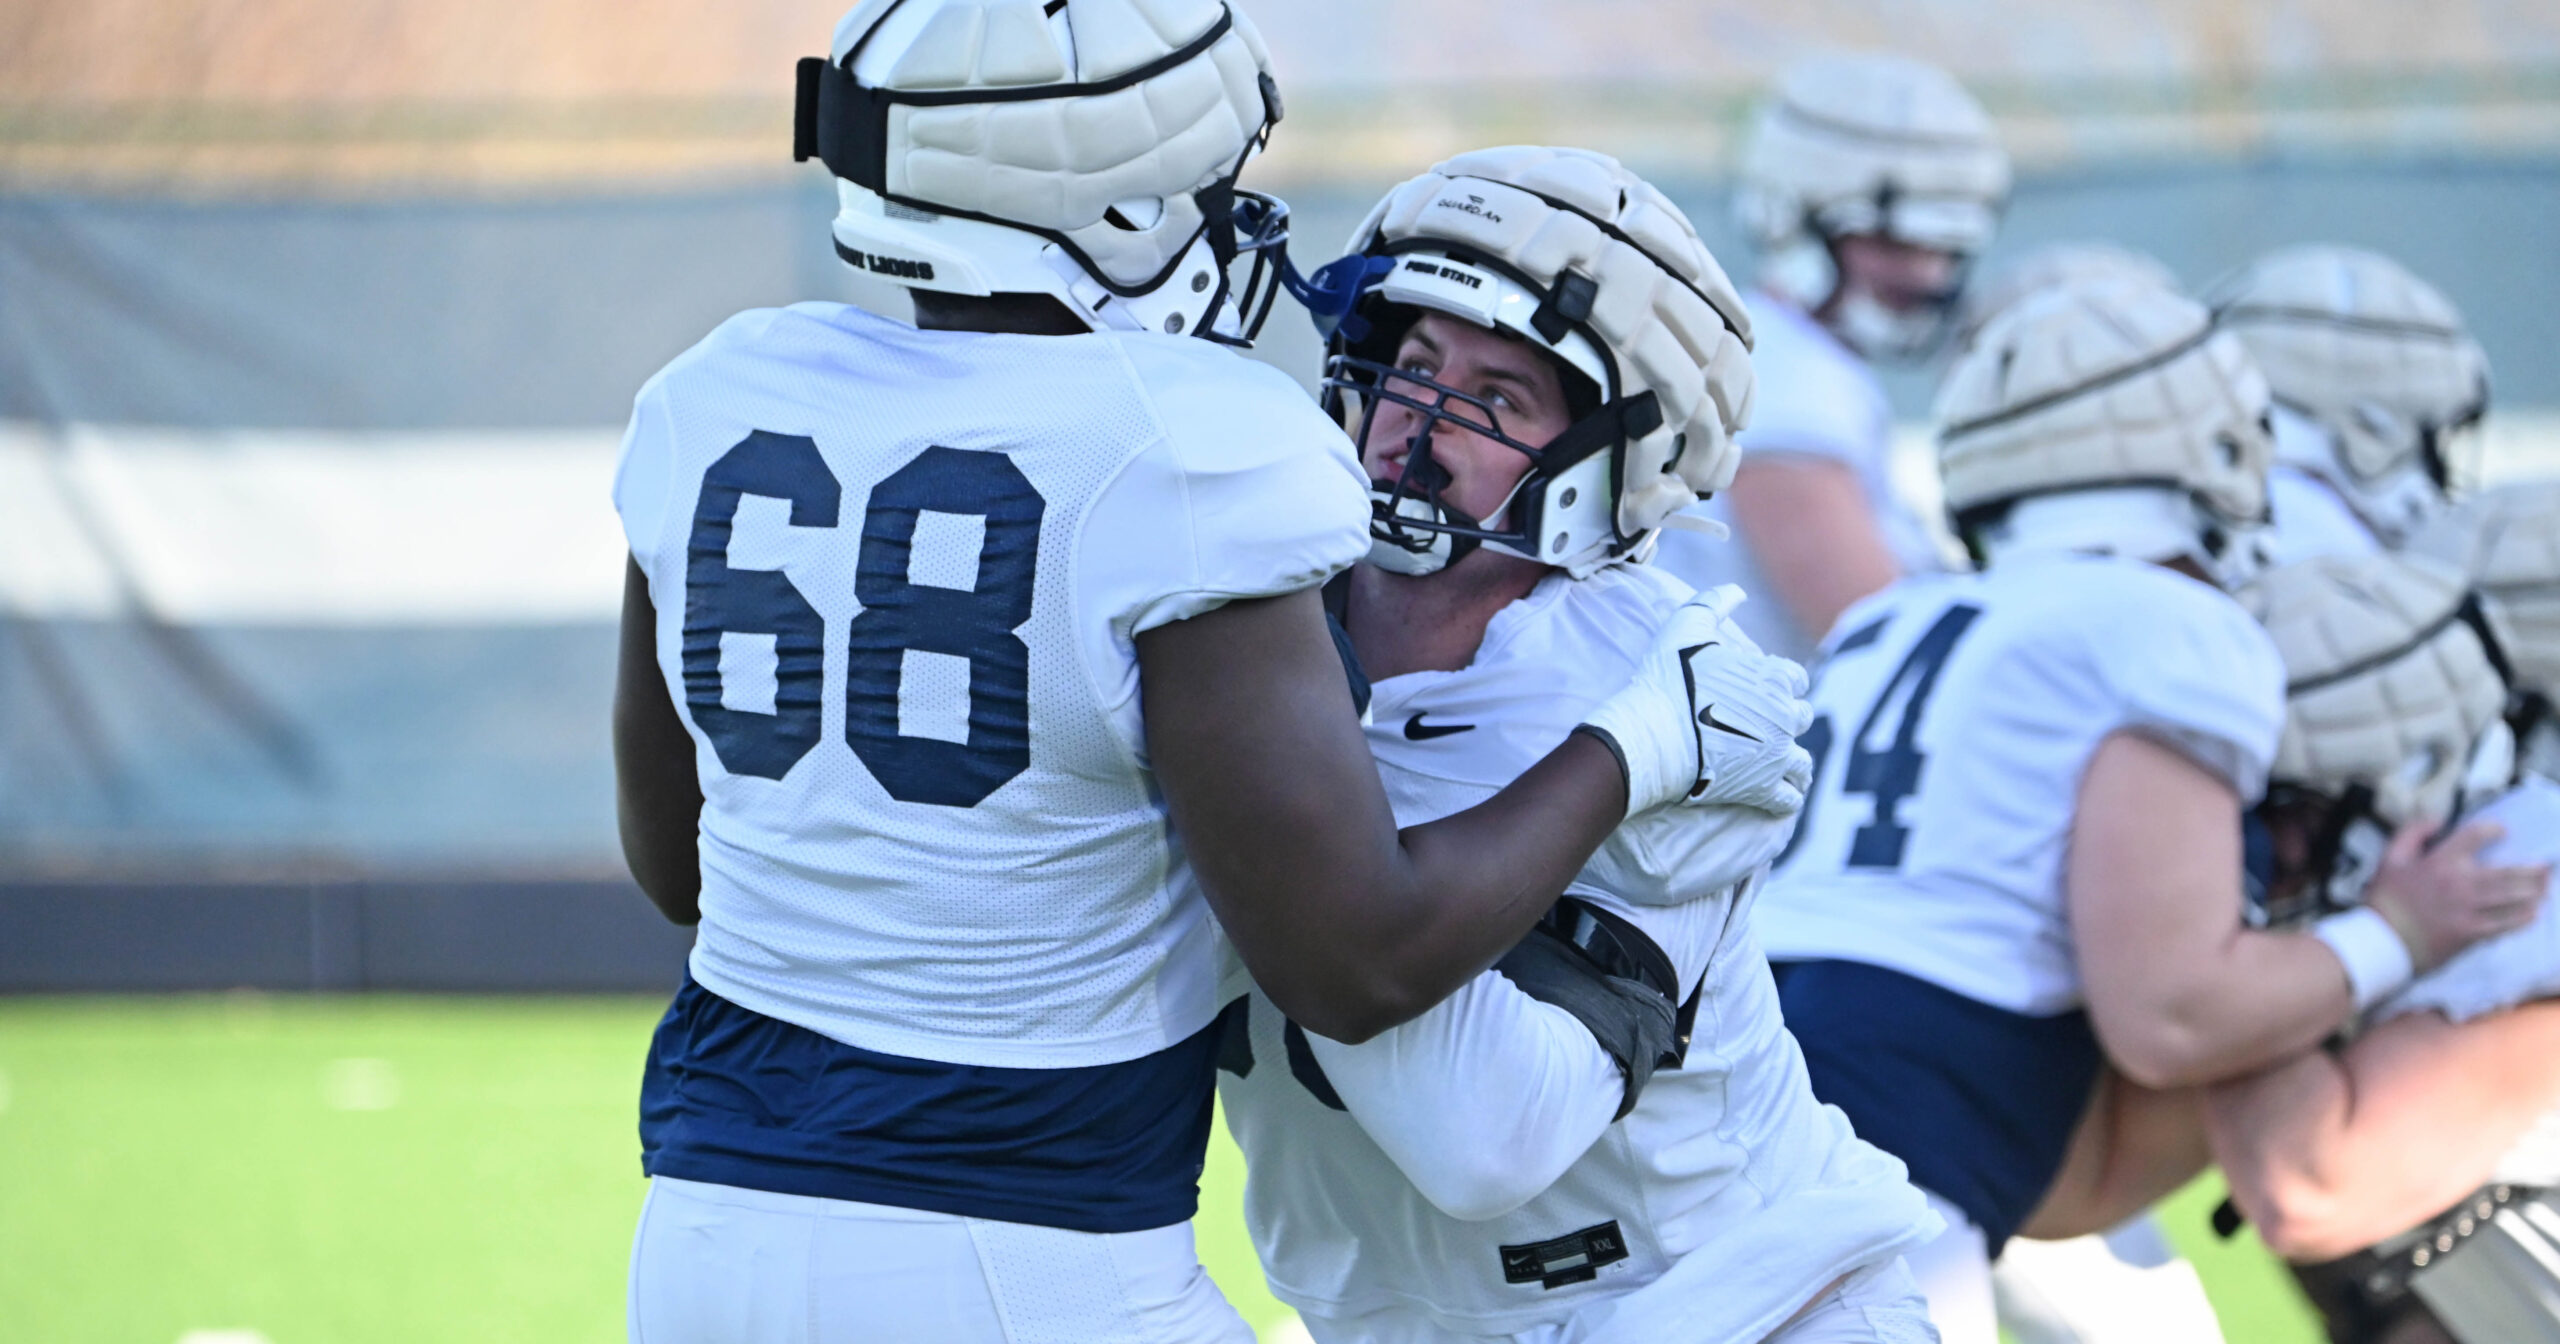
xmin=612 ymin=302 xmax=1368 ymax=1070
xmin=1651 ymin=292 xmax=1945 ymax=661
xmin=1760 ymin=553 xmax=2287 ymax=1015
xmin=1218 ymin=565 xmax=1938 ymax=1343
xmin=2376 ymin=777 xmax=2560 ymax=1189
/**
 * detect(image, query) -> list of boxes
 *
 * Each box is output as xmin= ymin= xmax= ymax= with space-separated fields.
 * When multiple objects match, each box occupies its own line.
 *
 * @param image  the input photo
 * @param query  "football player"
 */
xmin=1217 ymin=147 xmax=1938 ymax=1344
xmin=2206 ymin=245 xmax=2493 ymax=562
xmin=2019 ymin=551 xmax=2560 ymax=1344
xmin=1754 ymin=277 xmax=2534 ymax=1344
xmin=1652 ymin=52 xmax=2010 ymax=663
xmin=2211 ymin=551 xmax=2560 ymax=1344
xmin=1936 ymin=241 xmax=2234 ymax=1344
xmin=608 ymin=6 xmax=1805 ymax=1342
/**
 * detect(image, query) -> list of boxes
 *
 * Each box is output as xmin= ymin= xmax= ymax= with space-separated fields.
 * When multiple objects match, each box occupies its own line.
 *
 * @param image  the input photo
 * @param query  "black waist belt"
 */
xmin=2291 ymin=1183 xmax=2553 ymax=1343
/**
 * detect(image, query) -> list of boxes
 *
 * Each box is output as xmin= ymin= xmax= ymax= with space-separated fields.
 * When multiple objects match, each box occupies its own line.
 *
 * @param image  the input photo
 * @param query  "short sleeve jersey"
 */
xmin=1648 ymin=293 xmax=1944 ymax=661
xmin=1759 ymin=553 xmax=2287 ymax=1015
xmin=1218 ymin=564 xmax=1934 ymax=1341
xmin=612 ymin=302 xmax=1368 ymax=1070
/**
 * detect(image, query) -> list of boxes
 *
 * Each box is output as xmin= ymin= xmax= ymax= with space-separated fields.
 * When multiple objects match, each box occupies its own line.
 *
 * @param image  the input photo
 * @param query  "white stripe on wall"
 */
xmin=5 ymin=413 xmax=2559 ymax=626
xmin=0 ymin=422 xmax=625 ymax=624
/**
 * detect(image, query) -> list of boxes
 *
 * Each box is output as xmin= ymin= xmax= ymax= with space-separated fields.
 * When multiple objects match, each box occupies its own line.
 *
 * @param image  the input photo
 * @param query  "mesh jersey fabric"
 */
xmin=612 ymin=301 xmax=1368 ymax=1069
xmin=1759 ymin=552 xmax=2285 ymax=1015
xmin=1217 ymin=562 xmax=1936 ymax=1341
xmin=1649 ymin=293 xmax=1944 ymax=662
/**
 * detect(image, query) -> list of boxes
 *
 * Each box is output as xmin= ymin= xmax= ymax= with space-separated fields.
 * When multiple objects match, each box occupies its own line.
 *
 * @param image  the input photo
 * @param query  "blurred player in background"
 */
xmin=2207 ymin=245 xmax=2493 ymax=562
xmin=1953 ymin=242 xmax=2179 ymax=353
xmin=1219 ymin=147 xmax=1938 ymax=1344
xmin=1933 ymin=240 xmax=2235 ymax=1344
xmin=2212 ymin=552 xmax=2560 ymax=1344
xmin=1753 ymin=277 xmax=2534 ymax=1344
xmin=1652 ymin=52 xmax=2009 ymax=662
xmin=608 ymin=5 xmax=1786 ymax=1340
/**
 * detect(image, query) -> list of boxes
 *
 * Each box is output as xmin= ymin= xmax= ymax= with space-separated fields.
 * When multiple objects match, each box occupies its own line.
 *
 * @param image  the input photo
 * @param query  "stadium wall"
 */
xmin=4 ymin=156 xmax=2556 ymax=991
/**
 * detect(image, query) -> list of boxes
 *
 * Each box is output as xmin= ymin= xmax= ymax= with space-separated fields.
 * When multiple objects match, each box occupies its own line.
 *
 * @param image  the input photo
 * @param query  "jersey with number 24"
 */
xmin=1759 ymin=553 xmax=2286 ymax=1014
xmin=611 ymin=301 xmax=1370 ymax=1071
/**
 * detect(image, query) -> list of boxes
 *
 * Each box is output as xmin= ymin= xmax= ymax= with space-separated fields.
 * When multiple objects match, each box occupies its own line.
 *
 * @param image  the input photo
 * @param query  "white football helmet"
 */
xmin=1954 ymin=241 xmax=2180 ymax=352
xmin=2241 ymin=553 xmax=2515 ymax=919
xmin=796 ymin=0 xmax=1291 ymax=343
xmin=2412 ymin=481 xmax=2560 ymax=782
xmin=1305 ymin=146 xmax=1756 ymax=579
xmin=1736 ymin=52 xmax=2010 ymax=361
xmin=2205 ymin=245 xmax=2491 ymax=546
xmin=1935 ymin=276 xmax=2274 ymax=588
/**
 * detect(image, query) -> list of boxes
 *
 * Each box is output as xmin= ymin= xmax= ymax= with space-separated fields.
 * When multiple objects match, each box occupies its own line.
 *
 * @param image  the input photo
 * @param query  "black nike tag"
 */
xmin=1696 ymin=703 xmax=1761 ymax=742
xmin=1403 ymin=712 xmax=1476 ymax=741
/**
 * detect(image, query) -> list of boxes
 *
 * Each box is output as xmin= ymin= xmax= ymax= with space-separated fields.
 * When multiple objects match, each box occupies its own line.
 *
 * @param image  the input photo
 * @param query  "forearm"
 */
xmin=2097 ymin=927 xmax=2353 ymax=1089
xmin=2019 ymin=1068 xmax=2211 ymax=1241
xmin=2207 ymin=1003 xmax=2560 ymax=1261
xmin=1209 ymin=731 xmax=1628 ymax=1042
xmin=1729 ymin=457 xmax=1901 ymax=641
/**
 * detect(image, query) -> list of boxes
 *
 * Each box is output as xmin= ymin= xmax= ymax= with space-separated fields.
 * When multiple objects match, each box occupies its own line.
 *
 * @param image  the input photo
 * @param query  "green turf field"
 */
xmin=0 ymin=997 xmax=2321 ymax=1343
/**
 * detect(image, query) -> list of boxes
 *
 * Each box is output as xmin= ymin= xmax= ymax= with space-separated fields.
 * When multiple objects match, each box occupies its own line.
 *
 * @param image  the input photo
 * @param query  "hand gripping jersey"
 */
xmin=612 ymin=301 xmax=1368 ymax=1230
xmin=1650 ymin=293 xmax=1945 ymax=662
xmin=2382 ymin=777 xmax=2560 ymax=1185
xmin=2298 ymin=780 xmax=2560 ymax=1344
xmin=1216 ymin=563 xmax=1936 ymax=1344
xmin=1759 ymin=552 xmax=2284 ymax=1251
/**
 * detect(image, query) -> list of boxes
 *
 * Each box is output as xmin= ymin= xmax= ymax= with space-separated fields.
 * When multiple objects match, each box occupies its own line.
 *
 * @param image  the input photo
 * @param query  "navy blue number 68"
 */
xmin=682 ymin=433 xmax=1046 ymax=806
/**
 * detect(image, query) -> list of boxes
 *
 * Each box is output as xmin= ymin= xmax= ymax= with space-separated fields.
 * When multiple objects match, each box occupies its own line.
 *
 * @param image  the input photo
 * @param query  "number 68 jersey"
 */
xmin=1759 ymin=552 xmax=2286 ymax=1015
xmin=612 ymin=301 xmax=1369 ymax=1071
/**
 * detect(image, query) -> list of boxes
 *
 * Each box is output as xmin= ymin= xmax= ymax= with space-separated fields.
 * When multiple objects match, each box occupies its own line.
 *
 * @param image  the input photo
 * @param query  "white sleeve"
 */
xmin=1090 ymin=343 xmax=1371 ymax=637
xmin=1306 ymin=970 xmax=1626 ymax=1222
xmin=2096 ymin=578 xmax=2288 ymax=801
xmin=612 ymin=375 xmax=680 ymax=570
xmin=1579 ymin=801 xmax=1794 ymax=908
xmin=2379 ymin=779 xmax=2560 ymax=1024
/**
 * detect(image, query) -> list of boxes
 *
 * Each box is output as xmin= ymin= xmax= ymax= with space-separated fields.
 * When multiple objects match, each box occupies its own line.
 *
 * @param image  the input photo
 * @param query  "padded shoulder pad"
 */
xmin=1109 ymin=342 xmax=1371 ymax=634
xmin=1494 ymin=898 xmax=1682 ymax=1120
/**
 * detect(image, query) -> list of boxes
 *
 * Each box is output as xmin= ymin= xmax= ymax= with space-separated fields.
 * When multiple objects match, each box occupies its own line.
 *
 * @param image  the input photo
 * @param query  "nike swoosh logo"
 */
xmin=1403 ymin=712 xmax=1476 ymax=741
xmin=1696 ymin=703 xmax=1762 ymax=742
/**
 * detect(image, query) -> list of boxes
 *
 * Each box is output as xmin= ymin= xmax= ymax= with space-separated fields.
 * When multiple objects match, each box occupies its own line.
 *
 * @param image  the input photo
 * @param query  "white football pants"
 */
xmin=1901 ymin=1191 xmax=1998 ymax=1344
xmin=1760 ymin=1258 xmax=1943 ymax=1344
xmin=628 ymin=1175 xmax=1255 ymax=1344
xmin=1994 ymin=1213 xmax=2227 ymax=1344
xmin=1294 ymin=1256 xmax=1938 ymax=1344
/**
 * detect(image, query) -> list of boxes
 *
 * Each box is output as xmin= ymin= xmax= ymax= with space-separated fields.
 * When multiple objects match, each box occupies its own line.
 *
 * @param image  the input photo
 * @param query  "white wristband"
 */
xmin=2314 ymin=907 xmax=2416 ymax=1012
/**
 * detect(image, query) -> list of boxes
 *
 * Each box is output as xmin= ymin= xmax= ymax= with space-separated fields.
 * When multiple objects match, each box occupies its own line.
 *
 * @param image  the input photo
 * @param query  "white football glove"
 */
xmin=1577 ymin=586 xmax=1817 ymax=820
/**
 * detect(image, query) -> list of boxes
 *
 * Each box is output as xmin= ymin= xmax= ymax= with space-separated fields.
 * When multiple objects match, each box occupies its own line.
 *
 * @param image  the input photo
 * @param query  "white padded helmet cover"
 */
xmin=2244 ymin=553 xmax=2508 ymax=824
xmin=1936 ymin=277 xmax=2271 ymax=526
xmin=834 ymin=0 xmax=1277 ymax=289
xmin=1956 ymin=241 xmax=2180 ymax=352
xmin=1737 ymin=52 xmax=2011 ymax=257
xmin=2413 ymin=481 xmax=2560 ymax=701
xmin=2206 ymin=245 xmax=2490 ymax=489
xmin=1347 ymin=146 xmax=1758 ymax=549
